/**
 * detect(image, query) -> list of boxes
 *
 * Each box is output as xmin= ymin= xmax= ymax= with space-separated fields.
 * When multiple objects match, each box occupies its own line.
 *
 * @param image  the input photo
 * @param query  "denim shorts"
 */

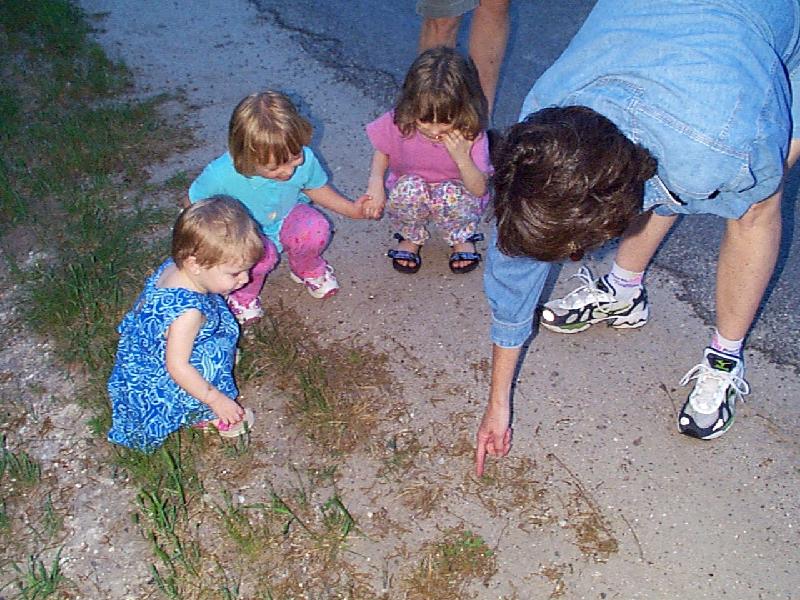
xmin=416 ymin=0 xmax=479 ymax=19
xmin=521 ymin=0 xmax=800 ymax=219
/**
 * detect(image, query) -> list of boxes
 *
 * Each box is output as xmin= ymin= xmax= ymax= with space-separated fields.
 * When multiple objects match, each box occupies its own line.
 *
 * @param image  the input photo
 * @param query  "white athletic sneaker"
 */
xmin=678 ymin=347 xmax=749 ymax=440
xmin=540 ymin=266 xmax=649 ymax=333
xmin=290 ymin=265 xmax=339 ymax=299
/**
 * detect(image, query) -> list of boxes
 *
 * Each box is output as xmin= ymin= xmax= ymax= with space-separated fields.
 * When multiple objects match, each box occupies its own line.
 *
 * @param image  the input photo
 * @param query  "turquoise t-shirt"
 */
xmin=188 ymin=147 xmax=328 ymax=250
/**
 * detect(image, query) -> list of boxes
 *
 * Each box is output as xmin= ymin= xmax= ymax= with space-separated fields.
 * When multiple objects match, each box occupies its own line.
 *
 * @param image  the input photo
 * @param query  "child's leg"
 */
xmin=386 ymin=174 xmax=432 ymax=246
xmin=279 ymin=204 xmax=331 ymax=279
xmin=228 ymin=235 xmax=279 ymax=309
xmin=428 ymin=180 xmax=486 ymax=245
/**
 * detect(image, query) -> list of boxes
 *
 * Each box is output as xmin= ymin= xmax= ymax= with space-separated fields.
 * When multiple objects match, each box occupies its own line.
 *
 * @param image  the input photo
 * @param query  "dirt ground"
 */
xmin=2 ymin=0 xmax=799 ymax=598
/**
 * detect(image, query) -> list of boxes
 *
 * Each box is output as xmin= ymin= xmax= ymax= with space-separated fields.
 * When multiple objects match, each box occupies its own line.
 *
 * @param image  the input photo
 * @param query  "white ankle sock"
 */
xmin=710 ymin=329 xmax=743 ymax=357
xmin=607 ymin=262 xmax=644 ymax=300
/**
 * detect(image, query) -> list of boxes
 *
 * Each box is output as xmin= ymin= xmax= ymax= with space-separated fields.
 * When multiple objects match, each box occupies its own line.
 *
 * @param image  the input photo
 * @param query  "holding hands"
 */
xmin=352 ymin=193 xmax=383 ymax=220
xmin=362 ymin=194 xmax=385 ymax=219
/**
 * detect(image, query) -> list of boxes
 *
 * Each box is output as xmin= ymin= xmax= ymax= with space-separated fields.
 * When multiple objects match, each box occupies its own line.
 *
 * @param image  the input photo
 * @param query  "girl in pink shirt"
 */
xmin=364 ymin=47 xmax=491 ymax=274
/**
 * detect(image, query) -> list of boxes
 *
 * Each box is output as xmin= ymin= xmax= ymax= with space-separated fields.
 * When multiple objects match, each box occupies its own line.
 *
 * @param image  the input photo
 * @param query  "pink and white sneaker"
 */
xmin=227 ymin=296 xmax=264 ymax=325
xmin=290 ymin=265 xmax=339 ymax=299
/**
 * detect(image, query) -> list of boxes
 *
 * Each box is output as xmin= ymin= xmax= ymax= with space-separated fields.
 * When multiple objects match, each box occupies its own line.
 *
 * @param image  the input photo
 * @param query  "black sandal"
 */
xmin=449 ymin=232 xmax=484 ymax=274
xmin=387 ymin=232 xmax=422 ymax=274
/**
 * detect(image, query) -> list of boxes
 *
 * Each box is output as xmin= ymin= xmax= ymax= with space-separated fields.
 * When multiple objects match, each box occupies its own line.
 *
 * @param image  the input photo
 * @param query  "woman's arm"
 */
xmin=475 ymin=344 xmax=518 ymax=476
xmin=165 ymin=309 xmax=244 ymax=424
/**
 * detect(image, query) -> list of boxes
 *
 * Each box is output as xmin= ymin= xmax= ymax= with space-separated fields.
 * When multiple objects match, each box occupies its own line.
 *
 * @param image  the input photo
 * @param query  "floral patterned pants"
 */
xmin=387 ymin=175 xmax=487 ymax=246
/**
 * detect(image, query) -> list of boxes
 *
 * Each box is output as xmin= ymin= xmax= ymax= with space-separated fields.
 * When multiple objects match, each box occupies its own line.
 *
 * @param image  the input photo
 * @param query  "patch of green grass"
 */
xmin=134 ymin=447 xmax=205 ymax=598
xmin=25 ymin=204 xmax=163 ymax=370
xmin=0 ymin=0 xmax=87 ymax=54
xmin=164 ymin=171 xmax=192 ymax=190
xmin=321 ymin=495 xmax=357 ymax=542
xmin=26 ymin=99 xmax=172 ymax=196
xmin=7 ymin=548 xmax=67 ymax=600
xmin=239 ymin=314 xmax=384 ymax=455
xmin=1 ymin=0 xmax=129 ymax=101
xmin=403 ymin=527 xmax=497 ymax=600
xmin=40 ymin=495 xmax=63 ymax=542
xmin=0 ymin=500 xmax=10 ymax=533
xmin=0 ymin=435 xmax=42 ymax=488
xmin=1 ymin=0 xmax=185 ymax=374
xmin=0 ymin=157 xmax=26 ymax=223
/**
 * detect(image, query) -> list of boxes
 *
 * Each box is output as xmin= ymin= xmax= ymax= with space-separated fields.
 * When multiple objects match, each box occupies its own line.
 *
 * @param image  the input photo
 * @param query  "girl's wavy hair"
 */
xmin=172 ymin=196 xmax=264 ymax=269
xmin=229 ymin=90 xmax=313 ymax=176
xmin=492 ymin=106 xmax=657 ymax=262
xmin=394 ymin=46 xmax=487 ymax=140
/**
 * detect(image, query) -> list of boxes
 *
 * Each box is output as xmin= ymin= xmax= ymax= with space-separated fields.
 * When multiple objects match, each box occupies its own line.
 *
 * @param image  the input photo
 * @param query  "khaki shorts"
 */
xmin=416 ymin=0 xmax=479 ymax=18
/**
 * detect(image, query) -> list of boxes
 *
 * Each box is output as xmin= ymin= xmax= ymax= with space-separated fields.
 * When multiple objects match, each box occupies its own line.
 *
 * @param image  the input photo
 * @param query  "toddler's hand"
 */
xmin=353 ymin=194 xmax=383 ymax=220
xmin=209 ymin=394 xmax=244 ymax=426
xmin=362 ymin=194 xmax=385 ymax=220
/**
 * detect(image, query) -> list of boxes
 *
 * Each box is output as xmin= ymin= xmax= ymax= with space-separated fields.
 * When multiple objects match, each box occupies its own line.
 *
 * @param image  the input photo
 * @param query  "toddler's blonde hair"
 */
xmin=172 ymin=196 xmax=263 ymax=268
xmin=229 ymin=90 xmax=313 ymax=176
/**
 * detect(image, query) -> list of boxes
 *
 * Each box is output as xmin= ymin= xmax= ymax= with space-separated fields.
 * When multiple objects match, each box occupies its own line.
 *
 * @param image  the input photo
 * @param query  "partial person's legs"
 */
xmin=419 ymin=15 xmax=461 ymax=51
xmin=716 ymin=139 xmax=800 ymax=340
xmin=715 ymin=192 xmax=782 ymax=337
xmin=614 ymin=210 xmax=679 ymax=273
xmin=467 ymin=0 xmax=510 ymax=115
xmin=417 ymin=0 xmax=476 ymax=49
xmin=428 ymin=179 xmax=485 ymax=270
xmin=387 ymin=175 xmax=432 ymax=268
xmin=227 ymin=235 xmax=279 ymax=323
xmin=280 ymin=204 xmax=331 ymax=279
xmin=678 ymin=139 xmax=800 ymax=439
xmin=281 ymin=204 xmax=339 ymax=299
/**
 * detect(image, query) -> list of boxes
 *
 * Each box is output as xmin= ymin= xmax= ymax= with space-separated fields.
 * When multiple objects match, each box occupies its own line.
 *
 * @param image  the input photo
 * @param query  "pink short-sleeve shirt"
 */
xmin=366 ymin=111 xmax=491 ymax=190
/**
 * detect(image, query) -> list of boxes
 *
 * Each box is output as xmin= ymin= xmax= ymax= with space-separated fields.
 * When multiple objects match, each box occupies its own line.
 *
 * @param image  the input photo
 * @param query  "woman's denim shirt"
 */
xmin=485 ymin=0 xmax=800 ymax=348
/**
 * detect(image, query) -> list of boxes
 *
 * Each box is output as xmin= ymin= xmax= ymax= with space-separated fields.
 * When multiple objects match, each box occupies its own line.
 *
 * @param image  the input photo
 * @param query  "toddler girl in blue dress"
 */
xmin=107 ymin=196 xmax=264 ymax=452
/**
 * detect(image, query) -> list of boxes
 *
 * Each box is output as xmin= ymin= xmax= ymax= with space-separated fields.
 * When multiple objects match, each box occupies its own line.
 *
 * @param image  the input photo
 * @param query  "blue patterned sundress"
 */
xmin=107 ymin=259 xmax=240 ymax=452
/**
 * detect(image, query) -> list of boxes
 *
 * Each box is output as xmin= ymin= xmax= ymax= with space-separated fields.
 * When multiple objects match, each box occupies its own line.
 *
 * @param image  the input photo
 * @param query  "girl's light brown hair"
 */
xmin=172 ymin=196 xmax=264 ymax=269
xmin=228 ymin=91 xmax=313 ymax=176
xmin=394 ymin=46 xmax=487 ymax=140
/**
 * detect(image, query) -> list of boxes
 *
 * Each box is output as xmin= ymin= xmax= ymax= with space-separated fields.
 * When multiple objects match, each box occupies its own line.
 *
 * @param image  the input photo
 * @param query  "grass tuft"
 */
xmin=0 ymin=435 xmax=42 ymax=487
xmin=7 ymin=548 xmax=67 ymax=600
xmin=403 ymin=527 xmax=497 ymax=599
xmin=239 ymin=309 xmax=388 ymax=455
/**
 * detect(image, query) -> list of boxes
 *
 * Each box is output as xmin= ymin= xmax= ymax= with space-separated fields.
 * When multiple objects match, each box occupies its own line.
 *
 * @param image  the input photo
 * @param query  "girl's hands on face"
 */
xmin=441 ymin=129 xmax=472 ymax=164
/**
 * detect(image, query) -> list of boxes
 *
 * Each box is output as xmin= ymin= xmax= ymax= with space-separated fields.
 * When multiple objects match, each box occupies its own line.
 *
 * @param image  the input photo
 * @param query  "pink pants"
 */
xmin=229 ymin=204 xmax=331 ymax=306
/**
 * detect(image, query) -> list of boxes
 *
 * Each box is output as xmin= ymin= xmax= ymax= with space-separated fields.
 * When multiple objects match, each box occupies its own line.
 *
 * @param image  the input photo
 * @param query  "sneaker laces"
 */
xmin=554 ymin=266 xmax=616 ymax=309
xmin=679 ymin=362 xmax=750 ymax=414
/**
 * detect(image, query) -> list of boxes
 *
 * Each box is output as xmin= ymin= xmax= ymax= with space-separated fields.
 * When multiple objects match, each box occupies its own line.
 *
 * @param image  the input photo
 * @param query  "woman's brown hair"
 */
xmin=492 ymin=106 xmax=657 ymax=262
